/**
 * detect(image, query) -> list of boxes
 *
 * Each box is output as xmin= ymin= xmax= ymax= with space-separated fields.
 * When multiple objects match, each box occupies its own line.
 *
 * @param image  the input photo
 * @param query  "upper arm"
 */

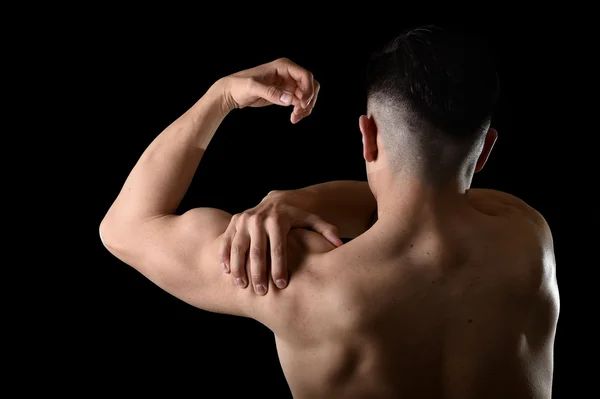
xmin=523 ymin=213 xmax=559 ymax=395
xmin=469 ymin=188 xmax=558 ymax=289
xmin=502 ymin=192 xmax=560 ymax=332
xmin=472 ymin=190 xmax=560 ymax=389
xmin=100 ymin=207 xmax=263 ymax=318
xmin=101 ymin=205 xmax=342 ymax=331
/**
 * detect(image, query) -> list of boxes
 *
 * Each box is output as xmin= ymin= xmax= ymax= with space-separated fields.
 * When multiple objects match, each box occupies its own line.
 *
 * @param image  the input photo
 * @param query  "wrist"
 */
xmin=190 ymin=78 xmax=235 ymax=118
xmin=212 ymin=77 xmax=238 ymax=113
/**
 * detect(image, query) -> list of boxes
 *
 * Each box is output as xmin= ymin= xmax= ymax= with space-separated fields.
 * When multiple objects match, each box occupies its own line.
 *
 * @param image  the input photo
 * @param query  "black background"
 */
xmin=47 ymin=11 xmax=588 ymax=397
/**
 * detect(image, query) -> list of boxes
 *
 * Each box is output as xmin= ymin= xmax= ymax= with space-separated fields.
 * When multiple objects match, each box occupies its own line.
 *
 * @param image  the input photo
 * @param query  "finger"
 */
xmin=275 ymin=58 xmax=315 ymax=108
xmin=218 ymin=216 xmax=239 ymax=273
xmin=230 ymin=231 xmax=250 ymax=288
xmin=292 ymin=77 xmax=318 ymax=110
xmin=291 ymin=106 xmax=313 ymax=124
xmin=248 ymin=217 xmax=268 ymax=295
xmin=289 ymin=208 xmax=343 ymax=247
xmin=307 ymin=215 xmax=343 ymax=247
xmin=308 ymin=79 xmax=320 ymax=110
xmin=265 ymin=217 xmax=288 ymax=289
xmin=291 ymin=80 xmax=320 ymax=124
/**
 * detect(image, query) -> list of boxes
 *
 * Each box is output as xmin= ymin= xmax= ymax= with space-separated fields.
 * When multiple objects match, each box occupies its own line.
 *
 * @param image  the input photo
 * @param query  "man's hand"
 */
xmin=220 ymin=57 xmax=320 ymax=124
xmin=219 ymin=191 xmax=343 ymax=295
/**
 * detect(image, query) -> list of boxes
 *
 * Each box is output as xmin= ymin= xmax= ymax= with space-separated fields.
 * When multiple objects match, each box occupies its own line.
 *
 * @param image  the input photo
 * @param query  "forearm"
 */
xmin=102 ymin=79 xmax=229 ymax=228
xmin=271 ymin=180 xmax=377 ymax=239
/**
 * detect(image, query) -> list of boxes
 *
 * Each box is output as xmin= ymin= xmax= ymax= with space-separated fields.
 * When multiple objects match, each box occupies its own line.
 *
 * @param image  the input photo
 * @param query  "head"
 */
xmin=360 ymin=25 xmax=499 ymax=197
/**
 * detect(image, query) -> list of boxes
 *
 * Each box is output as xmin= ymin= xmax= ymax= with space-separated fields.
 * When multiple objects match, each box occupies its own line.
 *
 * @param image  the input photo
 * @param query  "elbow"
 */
xmin=100 ymin=216 xmax=149 ymax=268
xmin=99 ymin=218 xmax=136 ymax=267
xmin=99 ymin=217 xmax=127 ymax=253
xmin=99 ymin=218 xmax=115 ymax=251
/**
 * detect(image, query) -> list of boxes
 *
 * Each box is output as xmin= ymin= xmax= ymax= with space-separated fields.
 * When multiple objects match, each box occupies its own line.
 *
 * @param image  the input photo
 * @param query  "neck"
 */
xmin=371 ymin=168 xmax=474 ymax=224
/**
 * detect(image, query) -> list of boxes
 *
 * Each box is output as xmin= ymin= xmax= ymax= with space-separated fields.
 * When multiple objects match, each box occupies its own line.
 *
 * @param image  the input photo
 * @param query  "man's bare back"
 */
xmin=100 ymin=41 xmax=558 ymax=397
xmin=256 ymin=189 xmax=558 ymax=398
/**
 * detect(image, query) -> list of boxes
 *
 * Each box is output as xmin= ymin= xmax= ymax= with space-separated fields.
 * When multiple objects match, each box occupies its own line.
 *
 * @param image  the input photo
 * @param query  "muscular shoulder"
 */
xmin=468 ymin=188 xmax=542 ymax=220
xmin=467 ymin=188 xmax=556 ymax=291
xmin=467 ymin=189 xmax=552 ymax=242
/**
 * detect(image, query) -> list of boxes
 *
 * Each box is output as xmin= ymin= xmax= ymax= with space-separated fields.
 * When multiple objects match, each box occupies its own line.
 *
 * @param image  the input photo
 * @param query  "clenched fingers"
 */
xmin=274 ymin=58 xmax=315 ymax=108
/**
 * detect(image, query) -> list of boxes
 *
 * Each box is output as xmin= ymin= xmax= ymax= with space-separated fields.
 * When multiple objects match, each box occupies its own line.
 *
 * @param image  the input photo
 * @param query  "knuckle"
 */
xmin=271 ymin=244 xmax=284 ymax=258
xmin=266 ymin=213 xmax=281 ymax=225
xmin=250 ymin=246 xmax=264 ymax=260
xmin=240 ymin=211 xmax=251 ymax=220
xmin=235 ymin=212 xmax=248 ymax=222
xmin=236 ymin=213 xmax=250 ymax=226
xmin=231 ymin=244 xmax=245 ymax=255
xmin=277 ymin=57 xmax=290 ymax=64
xmin=266 ymin=85 xmax=280 ymax=99
xmin=252 ymin=273 xmax=265 ymax=282
xmin=249 ymin=213 xmax=264 ymax=224
xmin=273 ymin=202 xmax=287 ymax=213
xmin=229 ymin=263 xmax=243 ymax=275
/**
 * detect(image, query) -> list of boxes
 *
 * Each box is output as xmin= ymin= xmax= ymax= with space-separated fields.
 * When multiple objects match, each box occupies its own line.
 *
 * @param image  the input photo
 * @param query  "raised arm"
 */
xmin=100 ymin=57 xmax=322 ymax=318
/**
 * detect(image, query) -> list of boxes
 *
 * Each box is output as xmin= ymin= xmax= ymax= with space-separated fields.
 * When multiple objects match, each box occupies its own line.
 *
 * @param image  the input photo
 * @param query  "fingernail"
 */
xmin=305 ymin=98 xmax=312 ymax=108
xmin=255 ymin=284 xmax=266 ymax=295
xmin=275 ymin=279 xmax=287 ymax=289
xmin=235 ymin=278 xmax=246 ymax=286
xmin=280 ymin=93 xmax=292 ymax=104
xmin=221 ymin=262 xmax=229 ymax=273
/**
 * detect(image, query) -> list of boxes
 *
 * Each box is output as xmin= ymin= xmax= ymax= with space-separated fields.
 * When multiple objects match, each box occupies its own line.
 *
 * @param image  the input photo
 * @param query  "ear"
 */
xmin=359 ymin=115 xmax=378 ymax=162
xmin=474 ymin=127 xmax=498 ymax=173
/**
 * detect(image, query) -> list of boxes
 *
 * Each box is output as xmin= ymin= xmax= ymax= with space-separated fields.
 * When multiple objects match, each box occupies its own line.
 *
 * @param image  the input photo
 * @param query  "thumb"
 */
xmin=257 ymin=83 xmax=294 ymax=106
xmin=304 ymin=214 xmax=344 ymax=247
xmin=322 ymin=227 xmax=344 ymax=247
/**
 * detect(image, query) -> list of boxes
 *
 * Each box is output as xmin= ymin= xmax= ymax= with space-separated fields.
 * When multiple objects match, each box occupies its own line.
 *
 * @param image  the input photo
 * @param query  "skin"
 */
xmin=100 ymin=58 xmax=559 ymax=398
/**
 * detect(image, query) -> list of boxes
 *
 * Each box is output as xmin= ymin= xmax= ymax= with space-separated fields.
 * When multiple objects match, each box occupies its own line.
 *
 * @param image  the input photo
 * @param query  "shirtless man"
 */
xmin=100 ymin=26 xmax=559 ymax=398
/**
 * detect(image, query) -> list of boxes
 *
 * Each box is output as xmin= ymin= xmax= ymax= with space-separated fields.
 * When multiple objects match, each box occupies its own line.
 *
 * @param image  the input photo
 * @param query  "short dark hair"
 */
xmin=365 ymin=25 xmax=500 ymax=178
